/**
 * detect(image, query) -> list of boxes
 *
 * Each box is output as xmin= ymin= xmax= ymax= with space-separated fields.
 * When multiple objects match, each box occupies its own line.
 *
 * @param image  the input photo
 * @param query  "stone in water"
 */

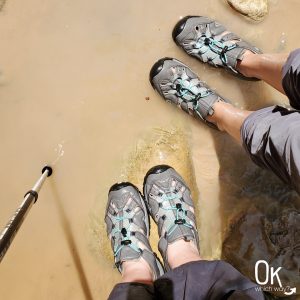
xmin=227 ymin=0 xmax=268 ymax=22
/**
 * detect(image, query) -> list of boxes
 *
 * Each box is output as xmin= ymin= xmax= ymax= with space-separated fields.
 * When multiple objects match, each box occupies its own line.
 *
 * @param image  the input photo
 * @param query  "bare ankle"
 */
xmin=121 ymin=259 xmax=154 ymax=284
xmin=167 ymin=239 xmax=201 ymax=269
xmin=207 ymin=101 xmax=231 ymax=131
xmin=236 ymin=50 xmax=259 ymax=78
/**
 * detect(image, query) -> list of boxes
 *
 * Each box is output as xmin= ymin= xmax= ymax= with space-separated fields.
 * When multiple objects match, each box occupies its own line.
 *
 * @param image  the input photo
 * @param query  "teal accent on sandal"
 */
xmin=176 ymin=78 xmax=211 ymax=101
xmin=110 ymin=214 xmax=141 ymax=257
xmin=159 ymin=192 xmax=194 ymax=236
xmin=105 ymin=184 xmax=165 ymax=278
xmin=194 ymin=36 xmax=237 ymax=66
xmin=114 ymin=243 xmax=141 ymax=258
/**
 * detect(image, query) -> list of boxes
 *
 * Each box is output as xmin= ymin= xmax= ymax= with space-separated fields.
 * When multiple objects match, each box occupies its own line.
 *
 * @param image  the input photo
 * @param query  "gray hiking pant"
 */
xmin=108 ymin=261 xmax=264 ymax=300
xmin=108 ymin=49 xmax=300 ymax=300
xmin=242 ymin=48 xmax=300 ymax=194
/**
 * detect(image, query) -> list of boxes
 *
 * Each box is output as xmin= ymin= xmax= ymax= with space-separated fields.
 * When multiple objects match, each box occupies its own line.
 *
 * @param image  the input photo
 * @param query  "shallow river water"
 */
xmin=0 ymin=0 xmax=300 ymax=299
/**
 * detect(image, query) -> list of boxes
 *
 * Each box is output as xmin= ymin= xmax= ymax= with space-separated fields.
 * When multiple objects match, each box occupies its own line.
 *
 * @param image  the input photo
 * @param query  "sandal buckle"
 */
xmin=121 ymin=240 xmax=132 ymax=246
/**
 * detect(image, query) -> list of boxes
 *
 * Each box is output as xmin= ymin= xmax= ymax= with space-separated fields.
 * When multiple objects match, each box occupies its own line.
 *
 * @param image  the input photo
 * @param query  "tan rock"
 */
xmin=227 ymin=0 xmax=269 ymax=22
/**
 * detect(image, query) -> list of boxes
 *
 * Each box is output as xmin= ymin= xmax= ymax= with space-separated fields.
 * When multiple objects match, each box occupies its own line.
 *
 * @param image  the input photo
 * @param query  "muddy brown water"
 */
xmin=0 ymin=0 xmax=300 ymax=299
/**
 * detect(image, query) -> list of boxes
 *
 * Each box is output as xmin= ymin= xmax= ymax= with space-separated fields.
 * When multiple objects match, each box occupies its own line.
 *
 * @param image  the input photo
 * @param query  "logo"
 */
xmin=254 ymin=260 xmax=297 ymax=296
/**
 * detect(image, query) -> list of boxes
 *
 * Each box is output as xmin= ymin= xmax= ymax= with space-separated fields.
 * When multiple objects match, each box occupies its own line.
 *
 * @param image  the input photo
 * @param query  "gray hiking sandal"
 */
xmin=149 ymin=57 xmax=228 ymax=129
xmin=172 ymin=16 xmax=262 ymax=79
xmin=105 ymin=182 xmax=164 ymax=279
xmin=143 ymin=165 xmax=200 ymax=271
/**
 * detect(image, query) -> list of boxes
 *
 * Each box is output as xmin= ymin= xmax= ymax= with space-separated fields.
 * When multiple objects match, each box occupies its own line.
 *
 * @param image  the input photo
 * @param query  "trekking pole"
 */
xmin=0 ymin=166 xmax=53 ymax=263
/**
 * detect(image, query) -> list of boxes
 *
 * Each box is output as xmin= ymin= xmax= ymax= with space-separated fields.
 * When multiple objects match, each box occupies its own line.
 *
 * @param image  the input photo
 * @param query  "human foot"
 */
xmin=143 ymin=165 xmax=200 ymax=271
xmin=172 ymin=16 xmax=262 ymax=79
xmin=149 ymin=57 xmax=229 ymax=129
xmin=105 ymin=182 xmax=164 ymax=280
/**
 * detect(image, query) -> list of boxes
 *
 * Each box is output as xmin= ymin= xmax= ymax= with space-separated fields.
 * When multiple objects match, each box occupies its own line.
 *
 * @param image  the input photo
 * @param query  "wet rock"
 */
xmin=222 ymin=209 xmax=300 ymax=297
xmin=227 ymin=0 xmax=269 ymax=22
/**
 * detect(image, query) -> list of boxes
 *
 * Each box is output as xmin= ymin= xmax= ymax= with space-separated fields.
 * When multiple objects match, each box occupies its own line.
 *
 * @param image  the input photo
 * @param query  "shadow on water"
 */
xmin=49 ymin=181 xmax=94 ymax=300
xmin=206 ymin=80 xmax=300 ymax=299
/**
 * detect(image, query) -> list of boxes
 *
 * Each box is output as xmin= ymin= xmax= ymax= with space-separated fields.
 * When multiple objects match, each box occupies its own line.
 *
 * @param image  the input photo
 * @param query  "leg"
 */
xmin=237 ymin=52 xmax=288 ymax=94
xmin=171 ymin=16 xmax=294 ymax=100
xmin=149 ymin=52 xmax=300 ymax=193
xmin=149 ymin=57 xmax=251 ymax=131
xmin=208 ymin=101 xmax=300 ymax=194
xmin=207 ymin=101 xmax=252 ymax=143
xmin=143 ymin=165 xmax=201 ymax=271
xmin=150 ymin=50 xmax=300 ymax=134
xmin=156 ymin=260 xmax=265 ymax=300
xmin=217 ymin=49 xmax=300 ymax=140
xmin=167 ymin=239 xmax=200 ymax=269
xmin=121 ymin=260 xmax=153 ymax=284
xmin=241 ymin=106 xmax=300 ymax=194
xmin=238 ymin=49 xmax=300 ymax=111
xmin=105 ymin=183 xmax=164 ymax=299
xmin=108 ymin=282 xmax=154 ymax=300
xmin=207 ymin=100 xmax=300 ymax=194
xmin=143 ymin=166 xmax=264 ymax=300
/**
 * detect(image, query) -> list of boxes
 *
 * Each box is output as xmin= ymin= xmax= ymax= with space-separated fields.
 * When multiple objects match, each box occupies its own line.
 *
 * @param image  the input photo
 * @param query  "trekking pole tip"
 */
xmin=42 ymin=166 xmax=53 ymax=177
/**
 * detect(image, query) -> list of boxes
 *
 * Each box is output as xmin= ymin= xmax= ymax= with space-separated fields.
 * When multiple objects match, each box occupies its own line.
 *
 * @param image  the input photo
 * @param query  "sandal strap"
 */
xmin=106 ymin=186 xmax=165 ymax=279
xmin=220 ymin=32 xmax=240 ymax=42
xmin=144 ymin=167 xmax=200 ymax=271
xmin=171 ymin=75 xmax=225 ymax=128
